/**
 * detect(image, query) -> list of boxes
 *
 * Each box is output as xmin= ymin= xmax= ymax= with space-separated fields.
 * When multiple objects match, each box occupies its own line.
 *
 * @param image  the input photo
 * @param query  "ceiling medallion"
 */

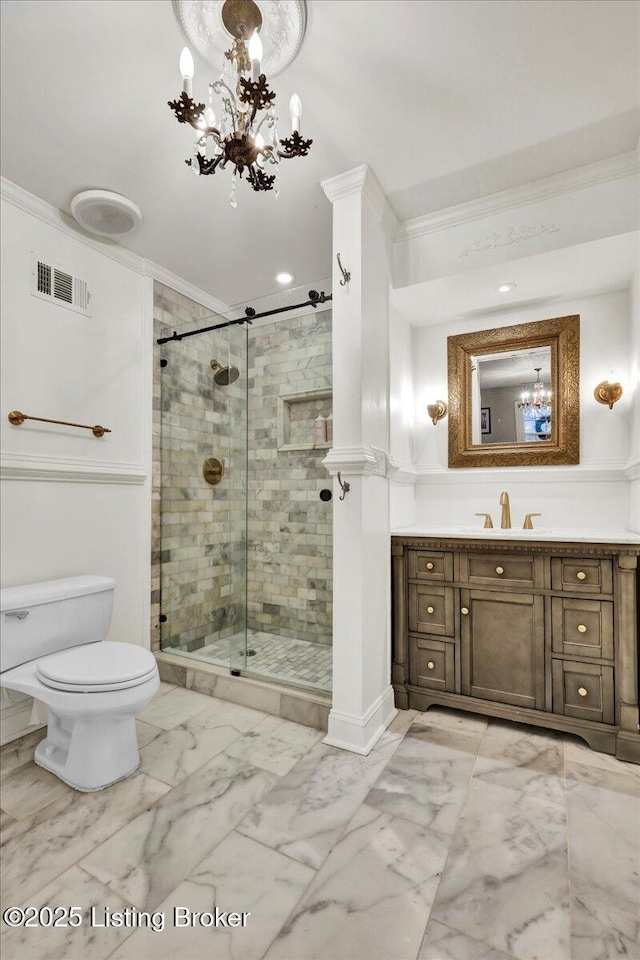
xmin=169 ymin=0 xmax=310 ymax=205
xmin=173 ymin=1 xmax=306 ymax=77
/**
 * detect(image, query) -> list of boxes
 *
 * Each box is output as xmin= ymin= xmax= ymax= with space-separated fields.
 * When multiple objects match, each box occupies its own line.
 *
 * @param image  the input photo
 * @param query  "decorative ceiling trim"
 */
xmin=0 ymin=177 xmax=230 ymax=316
xmin=321 ymin=164 xmax=398 ymax=236
xmin=458 ymin=223 xmax=560 ymax=259
xmin=396 ymin=150 xmax=639 ymax=243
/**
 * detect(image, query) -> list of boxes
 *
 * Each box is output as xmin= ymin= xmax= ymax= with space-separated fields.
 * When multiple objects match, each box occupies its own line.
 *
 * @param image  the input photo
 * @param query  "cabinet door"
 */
xmin=461 ymin=590 xmax=545 ymax=709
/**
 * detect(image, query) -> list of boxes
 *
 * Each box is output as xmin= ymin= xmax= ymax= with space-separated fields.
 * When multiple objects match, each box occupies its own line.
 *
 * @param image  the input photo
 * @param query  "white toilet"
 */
xmin=0 ymin=576 xmax=159 ymax=791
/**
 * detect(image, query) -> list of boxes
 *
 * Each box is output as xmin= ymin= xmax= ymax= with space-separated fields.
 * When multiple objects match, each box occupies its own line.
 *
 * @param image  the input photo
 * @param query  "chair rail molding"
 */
xmin=0 ymin=451 xmax=147 ymax=484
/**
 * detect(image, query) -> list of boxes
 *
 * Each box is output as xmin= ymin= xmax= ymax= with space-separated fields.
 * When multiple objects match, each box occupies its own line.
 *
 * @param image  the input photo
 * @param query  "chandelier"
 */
xmin=168 ymin=0 xmax=311 ymax=207
xmin=519 ymin=368 xmax=552 ymax=412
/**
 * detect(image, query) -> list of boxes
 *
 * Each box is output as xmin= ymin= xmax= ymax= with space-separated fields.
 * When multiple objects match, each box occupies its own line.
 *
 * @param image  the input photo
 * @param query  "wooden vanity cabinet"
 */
xmin=392 ymin=537 xmax=640 ymax=763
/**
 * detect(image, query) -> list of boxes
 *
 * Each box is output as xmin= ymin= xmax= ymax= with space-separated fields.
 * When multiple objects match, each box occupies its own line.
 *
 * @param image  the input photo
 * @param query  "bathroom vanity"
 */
xmin=391 ymin=529 xmax=640 ymax=763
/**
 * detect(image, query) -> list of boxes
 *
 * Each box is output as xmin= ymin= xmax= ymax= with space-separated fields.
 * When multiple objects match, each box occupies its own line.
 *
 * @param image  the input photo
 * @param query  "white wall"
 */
xmin=0 ymin=190 xmax=153 ymax=740
xmin=406 ymin=289 xmax=634 ymax=530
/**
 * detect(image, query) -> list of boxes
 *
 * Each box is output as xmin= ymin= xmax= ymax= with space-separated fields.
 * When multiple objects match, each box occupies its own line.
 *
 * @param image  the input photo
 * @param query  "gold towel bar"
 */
xmin=8 ymin=411 xmax=111 ymax=438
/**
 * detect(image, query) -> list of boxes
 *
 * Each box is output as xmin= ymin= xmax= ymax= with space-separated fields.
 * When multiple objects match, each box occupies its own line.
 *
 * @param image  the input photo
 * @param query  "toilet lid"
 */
xmin=36 ymin=641 xmax=158 ymax=692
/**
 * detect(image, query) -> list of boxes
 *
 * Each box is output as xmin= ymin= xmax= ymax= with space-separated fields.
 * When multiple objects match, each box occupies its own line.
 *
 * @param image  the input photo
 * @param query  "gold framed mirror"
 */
xmin=447 ymin=314 xmax=580 ymax=468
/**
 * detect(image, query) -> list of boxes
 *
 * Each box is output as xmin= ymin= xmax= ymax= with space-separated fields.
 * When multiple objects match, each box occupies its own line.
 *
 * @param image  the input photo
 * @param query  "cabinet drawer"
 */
xmin=551 ymin=558 xmax=613 ymax=595
xmin=408 ymin=550 xmax=454 ymax=582
xmin=460 ymin=553 xmax=543 ymax=589
xmin=552 ymin=660 xmax=614 ymax=724
xmin=409 ymin=637 xmax=455 ymax=692
xmin=551 ymin=598 xmax=614 ymax=660
xmin=408 ymin=584 xmax=455 ymax=637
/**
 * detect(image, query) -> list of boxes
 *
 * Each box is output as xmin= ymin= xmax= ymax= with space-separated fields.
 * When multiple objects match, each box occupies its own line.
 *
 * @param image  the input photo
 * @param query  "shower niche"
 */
xmin=277 ymin=388 xmax=333 ymax=452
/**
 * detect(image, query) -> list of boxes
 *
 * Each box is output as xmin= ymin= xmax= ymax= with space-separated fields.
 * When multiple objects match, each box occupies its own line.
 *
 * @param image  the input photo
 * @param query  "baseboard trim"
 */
xmin=324 ymin=686 xmax=397 ymax=755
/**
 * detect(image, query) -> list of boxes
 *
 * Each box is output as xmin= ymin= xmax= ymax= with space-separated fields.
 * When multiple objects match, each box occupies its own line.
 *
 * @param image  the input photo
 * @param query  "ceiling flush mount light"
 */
xmin=497 ymin=283 xmax=516 ymax=293
xmin=276 ymin=272 xmax=294 ymax=284
xmin=70 ymin=190 xmax=142 ymax=237
xmin=169 ymin=0 xmax=311 ymax=206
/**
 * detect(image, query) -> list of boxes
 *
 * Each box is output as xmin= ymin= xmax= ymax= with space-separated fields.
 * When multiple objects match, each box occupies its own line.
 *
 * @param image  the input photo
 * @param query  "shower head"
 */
xmin=210 ymin=359 xmax=240 ymax=386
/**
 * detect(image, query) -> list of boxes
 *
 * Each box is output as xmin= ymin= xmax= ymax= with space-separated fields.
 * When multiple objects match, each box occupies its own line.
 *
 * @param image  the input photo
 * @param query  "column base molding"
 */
xmin=323 ymin=685 xmax=397 ymax=755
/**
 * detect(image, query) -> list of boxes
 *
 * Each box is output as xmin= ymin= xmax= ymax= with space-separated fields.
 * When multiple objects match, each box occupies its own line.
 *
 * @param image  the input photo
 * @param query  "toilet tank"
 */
xmin=0 ymin=576 xmax=115 ymax=673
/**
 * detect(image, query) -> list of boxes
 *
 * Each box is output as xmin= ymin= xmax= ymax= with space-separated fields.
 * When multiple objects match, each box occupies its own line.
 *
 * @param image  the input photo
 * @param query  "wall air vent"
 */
xmin=30 ymin=253 xmax=92 ymax=316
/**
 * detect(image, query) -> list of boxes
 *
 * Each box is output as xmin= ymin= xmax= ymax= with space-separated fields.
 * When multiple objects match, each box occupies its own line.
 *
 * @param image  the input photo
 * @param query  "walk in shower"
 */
xmin=152 ymin=282 xmax=332 ymax=696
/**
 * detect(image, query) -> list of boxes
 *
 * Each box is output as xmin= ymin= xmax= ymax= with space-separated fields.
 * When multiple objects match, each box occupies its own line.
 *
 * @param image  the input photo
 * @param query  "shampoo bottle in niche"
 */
xmin=326 ymin=414 xmax=333 ymax=443
xmin=315 ymin=415 xmax=327 ymax=443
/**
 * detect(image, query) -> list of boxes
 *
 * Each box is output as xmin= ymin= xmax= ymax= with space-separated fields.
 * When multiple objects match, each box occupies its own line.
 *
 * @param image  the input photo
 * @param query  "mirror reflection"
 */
xmin=471 ymin=346 xmax=552 ymax=445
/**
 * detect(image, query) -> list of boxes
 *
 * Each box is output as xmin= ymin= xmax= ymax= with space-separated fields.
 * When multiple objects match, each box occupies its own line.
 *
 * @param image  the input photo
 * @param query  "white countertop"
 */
xmin=391 ymin=525 xmax=640 ymax=545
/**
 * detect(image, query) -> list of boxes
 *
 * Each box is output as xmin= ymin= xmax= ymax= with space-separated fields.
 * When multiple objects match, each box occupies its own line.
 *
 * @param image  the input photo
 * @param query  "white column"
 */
xmin=321 ymin=165 xmax=398 ymax=753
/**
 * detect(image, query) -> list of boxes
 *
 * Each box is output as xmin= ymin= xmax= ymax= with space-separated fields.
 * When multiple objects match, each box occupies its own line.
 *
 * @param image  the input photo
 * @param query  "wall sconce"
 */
xmin=594 ymin=379 xmax=623 ymax=410
xmin=427 ymin=401 xmax=448 ymax=426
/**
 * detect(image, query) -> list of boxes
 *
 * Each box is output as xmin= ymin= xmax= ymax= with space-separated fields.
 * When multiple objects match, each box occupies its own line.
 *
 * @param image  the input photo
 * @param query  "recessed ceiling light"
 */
xmin=497 ymin=283 xmax=516 ymax=293
xmin=276 ymin=272 xmax=295 ymax=284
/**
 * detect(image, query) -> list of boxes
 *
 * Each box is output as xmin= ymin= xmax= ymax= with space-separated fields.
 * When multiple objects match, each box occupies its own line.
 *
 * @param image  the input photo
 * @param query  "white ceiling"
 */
xmin=1 ymin=0 xmax=638 ymax=305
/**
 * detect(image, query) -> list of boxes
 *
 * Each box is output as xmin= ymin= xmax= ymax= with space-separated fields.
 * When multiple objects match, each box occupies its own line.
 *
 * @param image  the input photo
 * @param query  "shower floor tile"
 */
xmin=194 ymin=631 xmax=332 ymax=694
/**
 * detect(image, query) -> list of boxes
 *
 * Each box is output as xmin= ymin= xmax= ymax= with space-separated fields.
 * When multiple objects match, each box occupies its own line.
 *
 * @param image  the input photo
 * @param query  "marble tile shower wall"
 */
xmin=247 ymin=311 xmax=332 ymax=645
xmin=152 ymin=282 xmax=247 ymax=655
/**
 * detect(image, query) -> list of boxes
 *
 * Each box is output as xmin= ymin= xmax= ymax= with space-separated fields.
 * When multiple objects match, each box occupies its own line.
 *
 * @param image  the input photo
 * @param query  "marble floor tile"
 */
xmin=563 ymin=735 xmax=640 ymax=780
xmin=473 ymin=720 xmax=565 ymax=805
xmin=431 ymin=779 xmax=570 ymax=960
xmin=157 ymin=681 xmax=177 ymax=696
xmin=0 ymin=808 xmax=15 ymax=831
xmin=373 ymin=709 xmax=419 ymax=756
xmin=0 ymin=760 xmax=73 ymax=821
xmin=138 ymin=687 xmax=217 ymax=730
xmin=135 ymin=719 xmax=163 ymax=748
xmin=266 ymin=803 xmax=450 ymax=960
xmin=570 ymin=887 xmax=640 ymax=960
xmin=412 ymin=706 xmax=488 ymax=736
xmin=0 ymin=728 xmax=46 ymax=780
xmin=237 ymin=740 xmax=392 ymax=869
xmin=225 ymin=714 xmax=324 ymax=776
xmin=80 ymin=754 xmax=278 ymax=911
xmin=365 ymin=723 xmax=482 ymax=835
xmin=566 ymin=759 xmax=640 ymax=948
xmin=0 ymin=772 xmax=169 ymax=905
xmin=418 ymin=919 xmax=515 ymax=960
xmin=138 ymin=699 xmax=265 ymax=786
xmin=110 ymin=831 xmax=315 ymax=960
xmin=0 ymin=866 xmax=132 ymax=960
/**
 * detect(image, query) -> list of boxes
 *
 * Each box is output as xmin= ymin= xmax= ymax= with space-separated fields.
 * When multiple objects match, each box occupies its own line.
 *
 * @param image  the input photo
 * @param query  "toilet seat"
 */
xmin=36 ymin=641 xmax=157 ymax=693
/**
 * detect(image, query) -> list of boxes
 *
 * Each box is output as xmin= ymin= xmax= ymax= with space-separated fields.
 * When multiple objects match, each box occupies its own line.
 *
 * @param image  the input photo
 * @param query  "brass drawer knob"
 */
xmin=427 ymin=661 xmax=435 ymax=670
xmin=427 ymin=606 xmax=435 ymax=614
xmin=577 ymin=624 xmax=587 ymax=634
xmin=495 ymin=566 xmax=504 ymax=575
xmin=426 ymin=562 xmax=434 ymax=570
xmin=461 ymin=606 xmax=469 ymax=616
xmin=578 ymin=686 xmax=588 ymax=697
xmin=577 ymin=571 xmax=587 ymax=581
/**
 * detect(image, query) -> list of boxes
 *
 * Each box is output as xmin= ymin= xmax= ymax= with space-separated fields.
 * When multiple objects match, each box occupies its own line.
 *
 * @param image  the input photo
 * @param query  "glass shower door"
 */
xmin=159 ymin=314 xmax=248 ymax=672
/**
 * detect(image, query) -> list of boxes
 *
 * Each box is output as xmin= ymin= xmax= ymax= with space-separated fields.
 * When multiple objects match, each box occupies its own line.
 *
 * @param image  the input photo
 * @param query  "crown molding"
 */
xmin=626 ymin=456 xmax=640 ymax=481
xmin=387 ymin=456 xmax=418 ymax=484
xmin=321 ymin=165 xmax=398 ymax=232
xmin=396 ymin=151 xmax=640 ymax=243
xmin=0 ymin=177 xmax=229 ymax=316
xmin=0 ymin=451 xmax=147 ymax=484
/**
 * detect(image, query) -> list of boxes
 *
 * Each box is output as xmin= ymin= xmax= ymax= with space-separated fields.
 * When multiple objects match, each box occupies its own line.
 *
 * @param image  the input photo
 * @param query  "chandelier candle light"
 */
xmin=519 ymin=367 xmax=552 ymax=412
xmin=168 ymin=3 xmax=311 ymax=206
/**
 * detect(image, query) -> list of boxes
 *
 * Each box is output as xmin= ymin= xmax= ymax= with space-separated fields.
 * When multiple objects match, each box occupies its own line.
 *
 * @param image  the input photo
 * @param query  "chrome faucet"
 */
xmin=499 ymin=491 xmax=511 ymax=529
